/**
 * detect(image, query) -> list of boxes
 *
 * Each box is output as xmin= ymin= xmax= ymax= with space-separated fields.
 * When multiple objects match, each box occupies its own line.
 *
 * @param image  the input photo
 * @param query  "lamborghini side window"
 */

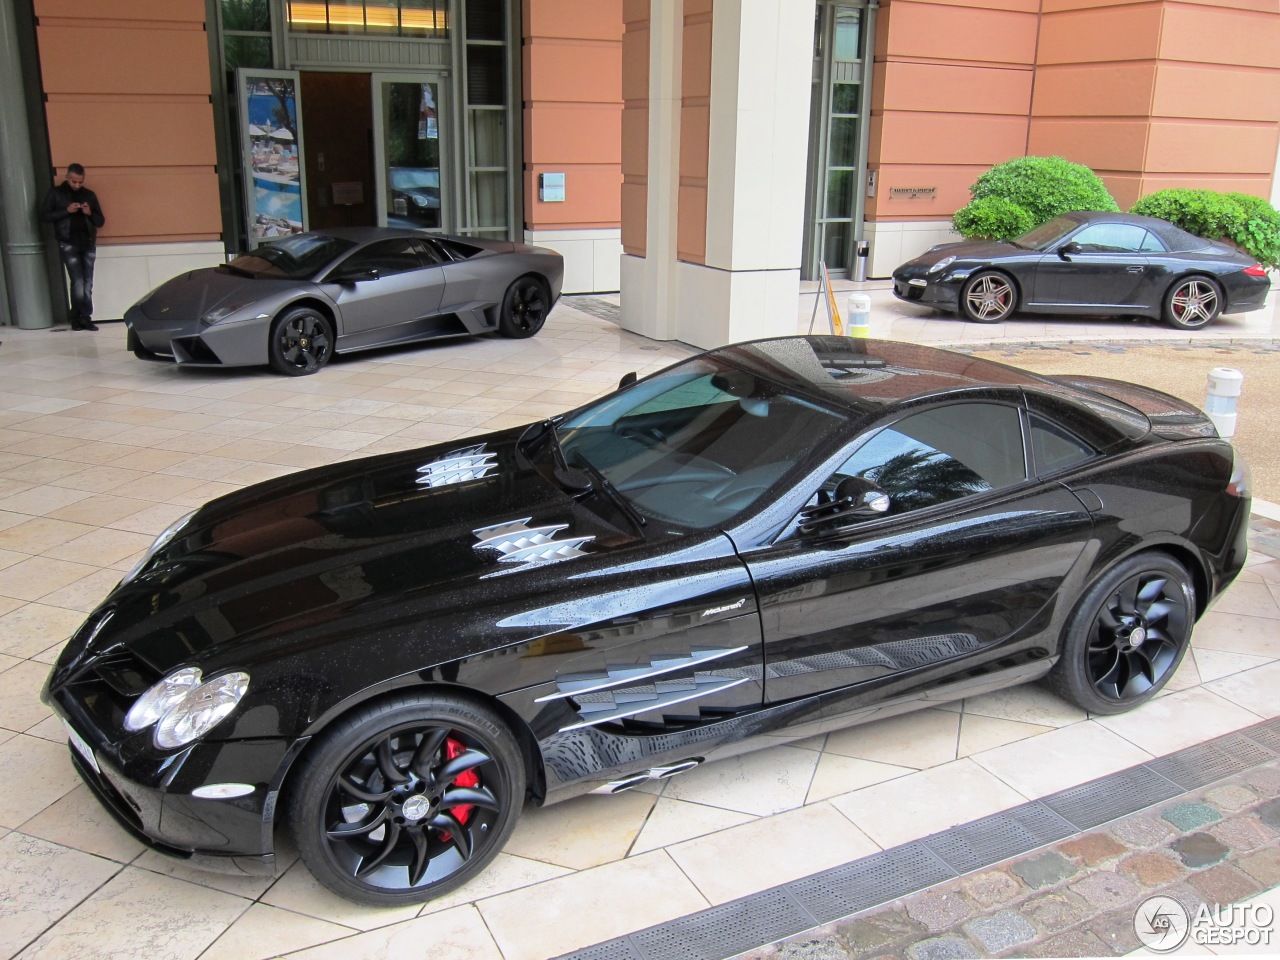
xmin=1030 ymin=413 xmax=1095 ymax=476
xmin=338 ymin=239 xmax=427 ymax=277
xmin=823 ymin=403 xmax=1026 ymax=515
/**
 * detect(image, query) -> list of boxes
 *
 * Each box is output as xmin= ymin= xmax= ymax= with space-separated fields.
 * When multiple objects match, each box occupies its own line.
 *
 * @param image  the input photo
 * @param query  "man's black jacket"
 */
xmin=40 ymin=182 xmax=105 ymax=245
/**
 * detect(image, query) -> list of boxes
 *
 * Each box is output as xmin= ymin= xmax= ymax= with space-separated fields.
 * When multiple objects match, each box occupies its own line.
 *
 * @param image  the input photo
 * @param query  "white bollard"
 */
xmin=1204 ymin=367 xmax=1243 ymax=438
xmin=847 ymin=294 xmax=872 ymax=338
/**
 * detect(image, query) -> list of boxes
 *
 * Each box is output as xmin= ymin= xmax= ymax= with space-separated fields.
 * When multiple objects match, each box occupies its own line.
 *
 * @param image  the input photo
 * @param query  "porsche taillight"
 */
xmin=1243 ymin=264 xmax=1269 ymax=278
xmin=1227 ymin=455 xmax=1251 ymax=499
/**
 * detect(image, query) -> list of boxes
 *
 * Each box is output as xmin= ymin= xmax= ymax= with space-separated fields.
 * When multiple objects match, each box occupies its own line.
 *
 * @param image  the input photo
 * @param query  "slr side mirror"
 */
xmin=798 ymin=476 xmax=890 ymax=533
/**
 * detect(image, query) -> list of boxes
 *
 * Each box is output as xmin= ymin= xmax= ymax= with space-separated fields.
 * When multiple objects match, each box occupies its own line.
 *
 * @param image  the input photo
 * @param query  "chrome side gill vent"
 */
xmin=557 ymin=676 xmax=750 ymax=732
xmin=472 ymin=518 xmax=594 ymax=564
xmin=417 ymin=444 xmax=498 ymax=488
xmin=535 ymin=646 xmax=748 ymax=702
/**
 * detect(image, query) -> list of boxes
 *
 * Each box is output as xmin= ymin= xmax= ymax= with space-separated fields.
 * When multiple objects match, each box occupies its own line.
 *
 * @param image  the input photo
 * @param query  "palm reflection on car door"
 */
xmin=740 ymin=398 xmax=1097 ymax=710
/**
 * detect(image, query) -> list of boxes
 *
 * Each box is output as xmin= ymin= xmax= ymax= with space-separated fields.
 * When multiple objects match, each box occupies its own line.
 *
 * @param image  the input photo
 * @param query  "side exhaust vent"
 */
xmin=591 ymin=758 xmax=705 ymax=795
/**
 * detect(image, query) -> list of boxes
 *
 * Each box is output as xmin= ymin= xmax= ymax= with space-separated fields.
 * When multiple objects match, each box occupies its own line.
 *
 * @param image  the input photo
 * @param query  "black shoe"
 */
xmin=82 ymin=320 xmax=99 ymax=331
xmin=69 ymin=319 xmax=84 ymax=330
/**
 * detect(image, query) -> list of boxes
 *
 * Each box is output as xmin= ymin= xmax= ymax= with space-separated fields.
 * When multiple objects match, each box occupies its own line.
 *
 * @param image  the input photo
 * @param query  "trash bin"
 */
xmin=854 ymin=240 xmax=870 ymax=282
xmin=1205 ymin=367 xmax=1243 ymax=438
xmin=847 ymin=293 xmax=871 ymax=338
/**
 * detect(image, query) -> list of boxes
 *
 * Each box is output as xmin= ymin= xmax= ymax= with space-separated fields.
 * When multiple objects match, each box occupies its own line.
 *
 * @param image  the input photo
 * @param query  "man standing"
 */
xmin=40 ymin=163 xmax=105 ymax=331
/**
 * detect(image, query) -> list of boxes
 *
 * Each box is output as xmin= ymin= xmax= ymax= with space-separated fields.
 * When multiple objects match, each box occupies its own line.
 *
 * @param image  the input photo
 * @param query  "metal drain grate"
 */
xmin=565 ymin=296 xmax=621 ymax=324
xmin=1240 ymin=716 xmax=1280 ymax=754
xmin=787 ymin=844 xmax=955 ymax=924
xmin=1147 ymin=732 xmax=1277 ymax=790
xmin=1042 ymin=765 xmax=1182 ymax=830
xmin=629 ymin=888 xmax=814 ymax=960
xmin=921 ymin=802 xmax=1077 ymax=873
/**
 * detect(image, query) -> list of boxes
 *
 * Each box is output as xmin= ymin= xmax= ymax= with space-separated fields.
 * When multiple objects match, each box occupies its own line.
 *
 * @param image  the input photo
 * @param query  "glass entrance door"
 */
xmin=802 ymin=3 xmax=873 ymax=279
xmin=372 ymin=75 xmax=449 ymax=231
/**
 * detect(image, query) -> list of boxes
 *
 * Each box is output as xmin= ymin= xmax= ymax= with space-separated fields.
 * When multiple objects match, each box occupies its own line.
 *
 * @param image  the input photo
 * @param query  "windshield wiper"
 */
xmin=569 ymin=452 xmax=647 ymax=538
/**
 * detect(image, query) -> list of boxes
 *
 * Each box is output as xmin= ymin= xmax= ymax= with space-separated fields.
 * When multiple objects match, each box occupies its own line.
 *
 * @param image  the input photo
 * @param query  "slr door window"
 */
xmin=825 ymin=403 xmax=1027 ymax=515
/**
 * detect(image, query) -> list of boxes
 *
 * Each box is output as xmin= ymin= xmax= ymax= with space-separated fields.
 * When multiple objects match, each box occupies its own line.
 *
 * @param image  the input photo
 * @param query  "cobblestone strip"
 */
xmin=742 ymin=761 xmax=1280 ymax=960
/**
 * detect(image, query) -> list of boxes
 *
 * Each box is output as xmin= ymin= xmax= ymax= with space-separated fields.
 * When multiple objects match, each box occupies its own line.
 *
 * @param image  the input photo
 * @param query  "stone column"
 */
xmin=620 ymin=0 xmax=813 ymax=348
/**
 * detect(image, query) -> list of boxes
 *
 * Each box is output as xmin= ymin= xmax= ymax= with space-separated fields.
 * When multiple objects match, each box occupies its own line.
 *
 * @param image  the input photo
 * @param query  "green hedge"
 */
xmin=953 ymin=156 xmax=1119 ymax=240
xmin=1130 ymin=189 xmax=1280 ymax=270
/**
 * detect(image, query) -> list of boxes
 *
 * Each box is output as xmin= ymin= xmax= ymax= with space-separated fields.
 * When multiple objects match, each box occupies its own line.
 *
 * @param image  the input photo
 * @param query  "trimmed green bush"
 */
xmin=953 ymin=156 xmax=1120 ymax=241
xmin=1130 ymin=189 xmax=1280 ymax=270
xmin=951 ymin=196 xmax=1035 ymax=241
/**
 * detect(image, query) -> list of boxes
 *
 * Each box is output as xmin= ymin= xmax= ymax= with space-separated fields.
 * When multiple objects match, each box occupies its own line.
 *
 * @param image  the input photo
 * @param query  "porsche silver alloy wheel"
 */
xmin=960 ymin=272 xmax=1017 ymax=323
xmin=1164 ymin=278 xmax=1222 ymax=330
xmin=270 ymin=307 xmax=333 ymax=376
xmin=290 ymin=694 xmax=524 ymax=906
xmin=498 ymin=277 xmax=549 ymax=339
xmin=1046 ymin=553 xmax=1194 ymax=715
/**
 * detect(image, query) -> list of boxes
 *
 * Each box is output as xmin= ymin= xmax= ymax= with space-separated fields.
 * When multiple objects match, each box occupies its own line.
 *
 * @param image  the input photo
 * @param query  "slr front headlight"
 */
xmin=125 ymin=667 xmax=250 ymax=749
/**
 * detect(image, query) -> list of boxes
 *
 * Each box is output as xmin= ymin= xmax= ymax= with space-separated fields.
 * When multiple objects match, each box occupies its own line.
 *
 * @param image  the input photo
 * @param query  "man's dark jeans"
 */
xmin=57 ymin=241 xmax=97 ymax=320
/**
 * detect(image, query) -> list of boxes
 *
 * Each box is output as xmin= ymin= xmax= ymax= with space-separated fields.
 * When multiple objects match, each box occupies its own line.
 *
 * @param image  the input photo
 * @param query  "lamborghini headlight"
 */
xmin=125 ymin=667 xmax=250 ymax=749
xmin=202 ymin=299 xmax=259 ymax=325
xmin=120 ymin=509 xmax=194 ymax=585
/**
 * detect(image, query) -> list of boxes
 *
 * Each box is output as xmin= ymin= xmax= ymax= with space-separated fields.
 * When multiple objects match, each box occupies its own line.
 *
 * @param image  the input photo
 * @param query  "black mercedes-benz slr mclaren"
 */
xmin=43 ymin=337 xmax=1250 ymax=906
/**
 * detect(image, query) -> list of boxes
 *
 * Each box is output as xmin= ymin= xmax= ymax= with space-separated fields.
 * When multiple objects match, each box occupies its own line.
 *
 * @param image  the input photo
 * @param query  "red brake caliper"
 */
xmin=443 ymin=737 xmax=478 ymax=826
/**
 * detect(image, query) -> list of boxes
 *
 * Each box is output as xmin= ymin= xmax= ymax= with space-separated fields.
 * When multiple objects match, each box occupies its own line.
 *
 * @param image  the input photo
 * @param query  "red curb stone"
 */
xmin=1209 ymin=814 xmax=1278 ymax=853
xmin=1068 ymin=871 xmax=1144 ymax=911
xmin=1204 ymin=784 xmax=1260 ymax=814
xmin=955 ymin=869 xmax=1024 ymax=909
xmin=1118 ymin=850 xmax=1186 ymax=888
xmin=1021 ymin=891 xmax=1093 ymax=934
xmin=1084 ymin=909 xmax=1145 ymax=955
xmin=1237 ymin=847 xmax=1280 ymax=887
xmin=1109 ymin=816 xmax=1176 ymax=849
xmin=1059 ymin=833 xmax=1128 ymax=866
xmin=1187 ymin=864 xmax=1265 ymax=906
xmin=1243 ymin=766 xmax=1280 ymax=799
xmin=903 ymin=891 xmax=974 ymax=933
xmin=1029 ymin=929 xmax=1111 ymax=958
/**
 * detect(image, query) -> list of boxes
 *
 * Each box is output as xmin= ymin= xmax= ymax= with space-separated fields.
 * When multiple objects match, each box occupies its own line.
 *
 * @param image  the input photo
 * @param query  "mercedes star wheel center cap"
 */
xmin=401 ymin=795 xmax=431 ymax=821
xmin=1128 ymin=626 xmax=1148 ymax=648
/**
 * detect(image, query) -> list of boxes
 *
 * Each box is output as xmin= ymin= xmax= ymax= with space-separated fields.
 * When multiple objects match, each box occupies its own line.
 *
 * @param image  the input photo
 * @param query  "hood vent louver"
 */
xmin=417 ymin=444 xmax=499 ymax=488
xmin=473 ymin=518 xmax=594 ymax=564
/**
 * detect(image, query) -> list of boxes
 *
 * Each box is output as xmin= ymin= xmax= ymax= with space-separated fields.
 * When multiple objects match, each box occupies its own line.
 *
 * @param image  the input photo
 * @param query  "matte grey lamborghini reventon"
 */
xmin=124 ymin=227 xmax=564 ymax=375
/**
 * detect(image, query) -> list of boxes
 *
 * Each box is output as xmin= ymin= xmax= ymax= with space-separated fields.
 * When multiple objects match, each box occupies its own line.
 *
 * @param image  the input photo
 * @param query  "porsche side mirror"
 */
xmin=798 ymin=476 xmax=890 ymax=533
xmin=618 ymin=371 xmax=638 ymax=390
xmin=1058 ymin=242 xmax=1082 ymax=259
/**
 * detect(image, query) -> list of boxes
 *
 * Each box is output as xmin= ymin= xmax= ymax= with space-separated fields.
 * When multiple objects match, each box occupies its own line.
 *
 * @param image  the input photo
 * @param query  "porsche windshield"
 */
xmin=222 ymin=233 xmax=357 ymax=280
xmin=557 ymin=357 xmax=847 ymax=529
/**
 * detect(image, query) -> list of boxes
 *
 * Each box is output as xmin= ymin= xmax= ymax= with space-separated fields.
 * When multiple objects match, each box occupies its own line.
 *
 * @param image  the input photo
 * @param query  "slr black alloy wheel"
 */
xmin=497 ymin=276 xmax=549 ymax=338
xmin=959 ymin=271 xmax=1017 ymax=323
xmin=1046 ymin=553 xmax=1194 ymax=715
xmin=289 ymin=694 xmax=524 ymax=906
xmin=269 ymin=306 xmax=334 ymax=376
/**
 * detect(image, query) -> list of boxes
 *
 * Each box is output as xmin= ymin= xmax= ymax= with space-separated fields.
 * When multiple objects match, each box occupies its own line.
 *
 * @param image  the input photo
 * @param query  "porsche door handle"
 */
xmin=1126 ymin=266 xmax=1145 ymax=273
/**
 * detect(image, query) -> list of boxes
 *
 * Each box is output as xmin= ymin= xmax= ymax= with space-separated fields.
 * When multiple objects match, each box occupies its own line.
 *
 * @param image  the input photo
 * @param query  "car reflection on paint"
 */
xmin=42 ymin=336 xmax=1249 ymax=906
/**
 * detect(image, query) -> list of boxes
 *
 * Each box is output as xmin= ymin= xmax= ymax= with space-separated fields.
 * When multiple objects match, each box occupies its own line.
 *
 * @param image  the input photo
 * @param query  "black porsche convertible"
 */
xmin=43 ymin=336 xmax=1250 ymax=906
xmin=892 ymin=211 xmax=1271 ymax=328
